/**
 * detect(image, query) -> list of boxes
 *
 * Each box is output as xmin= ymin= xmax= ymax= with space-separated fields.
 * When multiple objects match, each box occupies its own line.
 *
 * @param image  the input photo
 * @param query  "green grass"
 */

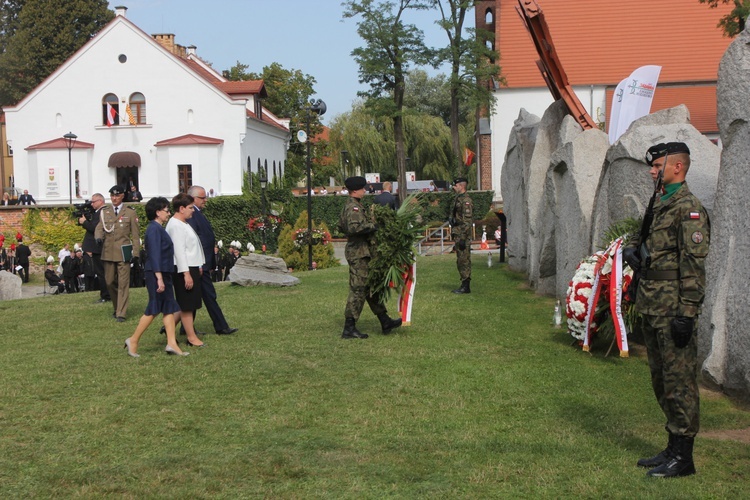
xmin=1 ymin=256 xmax=748 ymax=498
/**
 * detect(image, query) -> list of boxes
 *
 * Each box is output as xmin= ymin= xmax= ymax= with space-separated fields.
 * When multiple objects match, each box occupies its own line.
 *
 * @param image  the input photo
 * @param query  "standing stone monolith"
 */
xmin=698 ymin=26 xmax=750 ymax=400
xmin=501 ymin=108 xmax=540 ymax=273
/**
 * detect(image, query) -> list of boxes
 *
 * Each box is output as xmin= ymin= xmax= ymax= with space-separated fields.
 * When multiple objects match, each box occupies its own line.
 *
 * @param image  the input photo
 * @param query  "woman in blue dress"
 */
xmin=124 ymin=197 xmax=188 ymax=357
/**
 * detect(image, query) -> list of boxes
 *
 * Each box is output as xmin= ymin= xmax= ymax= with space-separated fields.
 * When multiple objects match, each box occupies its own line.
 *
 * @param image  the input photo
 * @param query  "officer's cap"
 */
xmin=109 ymin=184 xmax=126 ymax=195
xmin=645 ymin=142 xmax=690 ymax=166
xmin=344 ymin=176 xmax=367 ymax=191
xmin=453 ymin=176 xmax=468 ymax=185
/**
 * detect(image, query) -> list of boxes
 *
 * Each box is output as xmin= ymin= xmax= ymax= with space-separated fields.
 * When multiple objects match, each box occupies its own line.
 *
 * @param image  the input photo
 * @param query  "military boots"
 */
xmin=647 ymin=436 xmax=696 ymax=478
xmin=377 ymin=313 xmax=402 ymax=334
xmin=638 ymin=432 xmax=675 ymax=468
xmin=452 ymin=279 xmax=471 ymax=294
xmin=341 ymin=318 xmax=368 ymax=339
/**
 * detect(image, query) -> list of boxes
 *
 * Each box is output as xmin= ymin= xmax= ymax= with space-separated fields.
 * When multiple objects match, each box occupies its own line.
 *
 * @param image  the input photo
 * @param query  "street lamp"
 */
xmin=305 ymin=98 xmax=326 ymax=270
xmin=63 ymin=132 xmax=77 ymax=205
xmin=259 ymin=170 xmax=268 ymax=254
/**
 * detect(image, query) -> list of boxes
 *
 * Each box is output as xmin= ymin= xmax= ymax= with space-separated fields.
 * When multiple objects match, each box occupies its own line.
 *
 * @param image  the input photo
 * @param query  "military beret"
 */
xmin=453 ymin=177 xmax=468 ymax=185
xmin=109 ymin=184 xmax=126 ymax=195
xmin=645 ymin=142 xmax=690 ymax=166
xmin=344 ymin=176 xmax=367 ymax=191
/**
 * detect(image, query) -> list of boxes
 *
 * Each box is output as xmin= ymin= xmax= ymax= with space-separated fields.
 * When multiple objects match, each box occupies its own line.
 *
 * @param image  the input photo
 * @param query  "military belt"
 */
xmin=643 ymin=269 xmax=680 ymax=280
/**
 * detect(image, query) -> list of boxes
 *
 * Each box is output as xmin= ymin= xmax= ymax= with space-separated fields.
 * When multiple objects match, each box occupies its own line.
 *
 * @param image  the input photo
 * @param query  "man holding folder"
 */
xmin=95 ymin=185 xmax=141 ymax=322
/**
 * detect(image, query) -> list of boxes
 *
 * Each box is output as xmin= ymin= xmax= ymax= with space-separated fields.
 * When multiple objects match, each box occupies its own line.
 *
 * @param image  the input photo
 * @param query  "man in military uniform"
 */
xmin=623 ymin=142 xmax=710 ymax=478
xmin=338 ymin=176 xmax=402 ymax=339
xmin=95 ymin=185 xmax=141 ymax=322
xmin=451 ymin=177 xmax=473 ymax=294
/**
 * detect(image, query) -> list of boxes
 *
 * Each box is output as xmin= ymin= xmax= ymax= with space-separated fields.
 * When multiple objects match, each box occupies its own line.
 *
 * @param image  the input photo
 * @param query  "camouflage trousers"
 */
xmin=345 ymin=256 xmax=386 ymax=321
xmin=455 ymin=240 xmax=471 ymax=281
xmin=640 ymin=314 xmax=700 ymax=437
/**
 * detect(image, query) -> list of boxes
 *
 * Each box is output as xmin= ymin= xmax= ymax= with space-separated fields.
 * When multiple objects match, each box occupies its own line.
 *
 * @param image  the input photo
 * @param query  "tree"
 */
xmin=432 ymin=0 xmax=500 ymax=177
xmin=343 ymin=0 xmax=434 ymax=203
xmin=403 ymin=69 xmax=452 ymax=124
xmin=224 ymin=61 xmax=322 ymax=188
xmin=328 ymin=104 xmax=459 ymax=183
xmin=0 ymin=0 xmax=113 ymax=106
xmin=0 ymin=0 xmax=24 ymax=54
xmin=699 ymin=0 xmax=750 ymax=37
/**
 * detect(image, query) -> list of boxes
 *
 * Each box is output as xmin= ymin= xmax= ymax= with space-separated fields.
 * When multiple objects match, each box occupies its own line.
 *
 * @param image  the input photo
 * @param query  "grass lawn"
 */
xmin=0 ymin=255 xmax=748 ymax=498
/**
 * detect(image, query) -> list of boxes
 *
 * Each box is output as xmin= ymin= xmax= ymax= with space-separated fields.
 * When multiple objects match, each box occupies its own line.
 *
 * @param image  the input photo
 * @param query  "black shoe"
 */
xmin=159 ymin=326 xmax=166 ymax=335
xmin=116 ymin=316 xmax=126 ymax=323
xmin=215 ymin=327 xmax=238 ymax=335
xmin=638 ymin=433 xmax=675 ymax=468
xmin=647 ymin=436 xmax=696 ymax=478
xmin=341 ymin=318 xmax=368 ymax=339
xmin=452 ymin=279 xmax=471 ymax=294
xmin=377 ymin=313 xmax=402 ymax=335
xmin=186 ymin=339 xmax=206 ymax=347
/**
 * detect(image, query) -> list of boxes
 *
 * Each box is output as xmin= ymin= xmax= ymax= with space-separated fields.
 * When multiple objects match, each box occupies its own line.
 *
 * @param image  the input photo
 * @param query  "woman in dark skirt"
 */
xmin=123 ymin=197 xmax=188 ymax=357
xmin=166 ymin=193 xmax=205 ymax=348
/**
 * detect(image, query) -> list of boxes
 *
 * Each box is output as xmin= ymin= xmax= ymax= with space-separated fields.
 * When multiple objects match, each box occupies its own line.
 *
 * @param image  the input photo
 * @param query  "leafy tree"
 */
xmin=328 ymin=104 xmax=460 ymax=183
xmin=343 ymin=0 xmax=435 ymax=203
xmin=222 ymin=61 xmax=252 ymax=81
xmin=699 ymin=0 xmax=750 ymax=36
xmin=432 ymin=0 xmax=500 ymax=177
xmin=0 ymin=0 xmax=113 ymax=106
xmin=0 ymin=0 xmax=24 ymax=53
xmin=403 ymin=69 xmax=453 ymax=124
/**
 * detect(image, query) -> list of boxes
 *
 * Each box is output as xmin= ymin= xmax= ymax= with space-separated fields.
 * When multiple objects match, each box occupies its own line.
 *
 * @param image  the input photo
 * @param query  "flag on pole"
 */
xmin=126 ymin=104 xmax=137 ymax=125
xmin=463 ymin=147 xmax=475 ymax=166
xmin=398 ymin=262 xmax=416 ymax=326
xmin=106 ymin=103 xmax=117 ymax=127
xmin=608 ymin=65 xmax=661 ymax=144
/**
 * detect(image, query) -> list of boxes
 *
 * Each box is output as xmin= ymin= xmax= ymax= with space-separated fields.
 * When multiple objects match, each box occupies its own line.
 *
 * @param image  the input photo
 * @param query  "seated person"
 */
xmin=45 ymin=263 xmax=66 ymax=294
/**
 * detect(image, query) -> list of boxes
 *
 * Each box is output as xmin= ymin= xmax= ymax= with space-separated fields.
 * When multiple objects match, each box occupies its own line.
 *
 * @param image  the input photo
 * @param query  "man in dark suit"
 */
xmin=79 ymin=193 xmax=110 ymax=302
xmin=373 ymin=181 xmax=398 ymax=210
xmin=18 ymin=190 xmax=37 ymax=205
xmin=186 ymin=185 xmax=238 ymax=335
xmin=15 ymin=234 xmax=31 ymax=282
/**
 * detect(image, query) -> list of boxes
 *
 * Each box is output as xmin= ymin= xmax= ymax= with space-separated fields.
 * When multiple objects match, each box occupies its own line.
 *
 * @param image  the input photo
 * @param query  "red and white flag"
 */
xmin=106 ymin=103 xmax=117 ymax=127
xmin=463 ymin=147 xmax=475 ymax=166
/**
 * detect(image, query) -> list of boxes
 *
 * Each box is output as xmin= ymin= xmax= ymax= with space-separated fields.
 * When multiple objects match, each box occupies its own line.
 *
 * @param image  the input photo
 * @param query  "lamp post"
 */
xmin=305 ymin=99 xmax=326 ymax=270
xmin=63 ymin=132 xmax=77 ymax=205
xmin=259 ymin=170 xmax=267 ymax=254
xmin=340 ymin=150 xmax=349 ymax=180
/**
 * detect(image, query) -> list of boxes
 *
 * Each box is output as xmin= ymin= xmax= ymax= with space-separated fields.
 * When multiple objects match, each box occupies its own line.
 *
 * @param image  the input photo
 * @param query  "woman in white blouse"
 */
xmin=166 ymin=193 xmax=206 ymax=348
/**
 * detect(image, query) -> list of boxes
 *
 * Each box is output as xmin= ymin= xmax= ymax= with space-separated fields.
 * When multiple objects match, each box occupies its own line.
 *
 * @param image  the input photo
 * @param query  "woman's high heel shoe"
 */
xmin=165 ymin=345 xmax=189 ymax=356
xmin=124 ymin=338 xmax=139 ymax=358
xmin=186 ymin=339 xmax=205 ymax=347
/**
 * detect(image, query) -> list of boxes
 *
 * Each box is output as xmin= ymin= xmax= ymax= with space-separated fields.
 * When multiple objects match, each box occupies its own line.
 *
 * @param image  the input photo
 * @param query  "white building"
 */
xmin=4 ymin=6 xmax=289 ymax=204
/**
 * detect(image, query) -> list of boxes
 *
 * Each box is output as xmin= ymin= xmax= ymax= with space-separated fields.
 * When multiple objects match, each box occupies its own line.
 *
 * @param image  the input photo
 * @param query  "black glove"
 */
xmin=131 ymin=256 xmax=139 ymax=266
xmin=448 ymin=218 xmax=456 ymax=227
xmin=671 ymin=316 xmax=695 ymax=348
xmin=457 ymin=239 xmax=467 ymax=251
xmin=622 ymin=247 xmax=640 ymax=271
xmin=95 ymin=238 xmax=103 ymax=247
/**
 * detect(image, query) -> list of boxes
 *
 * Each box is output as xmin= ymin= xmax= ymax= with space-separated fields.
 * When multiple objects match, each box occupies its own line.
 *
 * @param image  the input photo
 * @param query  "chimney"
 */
xmin=152 ymin=33 xmax=176 ymax=55
xmin=115 ymin=5 xmax=127 ymax=17
xmin=187 ymin=45 xmax=197 ymax=57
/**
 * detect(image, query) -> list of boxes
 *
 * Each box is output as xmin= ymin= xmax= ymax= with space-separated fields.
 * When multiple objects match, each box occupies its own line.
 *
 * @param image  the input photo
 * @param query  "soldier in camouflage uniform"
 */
xmin=338 ymin=176 xmax=402 ymax=339
xmin=451 ymin=177 xmax=473 ymax=294
xmin=623 ymin=142 xmax=710 ymax=478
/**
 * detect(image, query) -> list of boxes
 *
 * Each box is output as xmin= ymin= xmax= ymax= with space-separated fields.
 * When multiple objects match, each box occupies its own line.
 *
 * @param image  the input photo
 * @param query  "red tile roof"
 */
xmin=25 ymin=138 xmax=95 ymax=150
xmin=605 ymin=85 xmax=719 ymax=134
xmin=498 ymin=0 xmax=734 ymax=88
xmin=154 ymin=134 xmax=224 ymax=146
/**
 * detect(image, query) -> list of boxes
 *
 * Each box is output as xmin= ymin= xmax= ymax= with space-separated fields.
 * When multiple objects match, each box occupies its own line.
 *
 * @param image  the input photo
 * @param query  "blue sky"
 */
xmin=109 ymin=1 xmax=471 ymax=124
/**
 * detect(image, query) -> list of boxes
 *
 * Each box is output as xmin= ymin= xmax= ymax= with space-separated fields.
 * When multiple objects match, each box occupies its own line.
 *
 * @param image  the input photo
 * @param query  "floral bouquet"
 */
xmin=247 ymin=215 xmax=281 ymax=232
xmin=293 ymin=227 xmax=331 ymax=247
xmin=565 ymin=236 xmax=635 ymax=356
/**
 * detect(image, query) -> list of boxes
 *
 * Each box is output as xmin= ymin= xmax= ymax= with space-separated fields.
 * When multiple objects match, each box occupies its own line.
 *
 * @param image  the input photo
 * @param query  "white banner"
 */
xmin=608 ymin=65 xmax=661 ymax=144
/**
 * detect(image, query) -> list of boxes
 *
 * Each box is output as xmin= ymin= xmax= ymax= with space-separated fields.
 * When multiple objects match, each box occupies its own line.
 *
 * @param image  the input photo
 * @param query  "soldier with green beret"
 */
xmin=623 ymin=142 xmax=710 ymax=478
xmin=338 ymin=176 xmax=402 ymax=339
xmin=450 ymin=177 xmax=473 ymax=294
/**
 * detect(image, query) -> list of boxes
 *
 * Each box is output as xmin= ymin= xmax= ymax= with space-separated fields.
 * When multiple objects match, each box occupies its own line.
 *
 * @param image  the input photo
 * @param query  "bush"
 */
xmin=277 ymin=211 xmax=339 ymax=271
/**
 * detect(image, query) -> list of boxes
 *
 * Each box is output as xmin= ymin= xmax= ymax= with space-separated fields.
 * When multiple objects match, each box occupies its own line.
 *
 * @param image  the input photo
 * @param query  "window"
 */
xmin=102 ymin=93 xmax=119 ymax=126
xmin=178 ymin=164 xmax=192 ymax=194
xmin=129 ymin=92 xmax=147 ymax=124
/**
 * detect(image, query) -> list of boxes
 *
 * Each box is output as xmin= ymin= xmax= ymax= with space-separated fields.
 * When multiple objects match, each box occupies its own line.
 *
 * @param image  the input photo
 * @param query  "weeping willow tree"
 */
xmin=328 ymin=103 xmax=468 ymax=184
